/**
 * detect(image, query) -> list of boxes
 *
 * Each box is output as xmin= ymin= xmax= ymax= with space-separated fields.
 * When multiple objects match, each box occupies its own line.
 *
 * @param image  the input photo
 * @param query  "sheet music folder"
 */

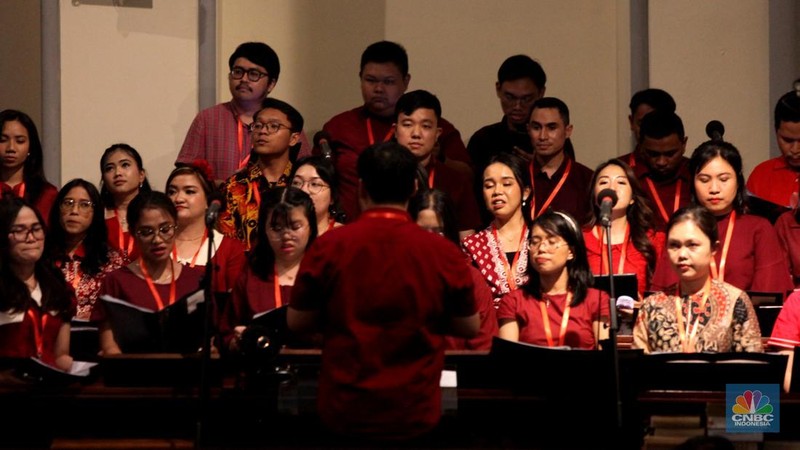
xmin=100 ymin=290 xmax=205 ymax=354
xmin=101 ymin=353 xmax=222 ymax=387
xmin=639 ymin=352 xmax=788 ymax=391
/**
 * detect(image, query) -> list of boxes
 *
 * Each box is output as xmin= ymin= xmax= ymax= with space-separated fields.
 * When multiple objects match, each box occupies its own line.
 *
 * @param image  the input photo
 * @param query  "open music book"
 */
xmin=100 ymin=290 xmax=205 ymax=354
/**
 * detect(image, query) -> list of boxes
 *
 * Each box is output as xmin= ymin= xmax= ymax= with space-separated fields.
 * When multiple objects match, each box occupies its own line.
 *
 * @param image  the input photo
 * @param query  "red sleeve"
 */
xmin=750 ymin=217 xmax=794 ymax=293
xmin=34 ymin=183 xmax=58 ymax=226
xmin=290 ymin=240 xmax=328 ymax=312
xmin=768 ymin=291 xmax=800 ymax=350
xmin=216 ymin=237 xmax=247 ymax=293
xmin=219 ymin=268 xmax=250 ymax=350
xmin=496 ymin=290 xmax=520 ymax=322
xmin=471 ymin=267 xmax=498 ymax=348
xmin=177 ymin=112 xmax=206 ymax=164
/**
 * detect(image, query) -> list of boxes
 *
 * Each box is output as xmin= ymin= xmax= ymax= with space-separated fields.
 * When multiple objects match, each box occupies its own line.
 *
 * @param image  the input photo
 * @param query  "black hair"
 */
xmin=126 ymin=191 xmax=178 ymax=232
xmin=0 ymin=195 xmax=72 ymax=317
xmin=360 ymin=41 xmax=409 ymax=76
xmin=289 ymin=156 xmax=345 ymax=222
xmin=395 ymin=89 xmax=441 ymax=121
xmin=531 ymin=97 xmax=570 ymax=125
xmin=250 ymin=187 xmax=318 ymax=280
xmin=256 ymin=98 xmax=304 ymax=133
xmin=667 ymin=205 xmax=719 ymax=248
xmin=99 ymin=143 xmax=152 ymax=208
xmin=638 ymin=110 xmax=686 ymax=143
xmin=0 ymin=109 xmax=51 ymax=206
xmin=166 ymin=162 xmax=217 ymax=206
xmin=484 ymin=152 xmax=532 ymax=222
xmin=774 ymin=79 xmax=800 ymax=130
xmin=585 ymin=159 xmax=657 ymax=284
xmin=497 ymin=54 xmax=547 ymax=90
xmin=357 ymin=141 xmax=418 ymax=205
xmin=628 ymin=88 xmax=676 ymax=115
xmin=46 ymin=179 xmax=110 ymax=275
xmin=408 ymin=189 xmax=460 ymax=246
xmin=228 ymin=42 xmax=280 ymax=82
xmin=688 ymin=140 xmax=747 ymax=215
xmin=523 ymin=210 xmax=593 ymax=307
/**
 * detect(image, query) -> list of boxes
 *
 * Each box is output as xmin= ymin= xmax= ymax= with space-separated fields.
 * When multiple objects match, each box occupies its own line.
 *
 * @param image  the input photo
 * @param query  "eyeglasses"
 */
xmin=9 ymin=224 xmax=45 ymax=242
xmin=249 ymin=121 xmax=292 ymax=134
xmin=267 ymin=223 xmax=308 ymax=240
xmin=60 ymin=198 xmax=94 ymax=213
xmin=502 ymin=93 xmax=536 ymax=106
xmin=135 ymin=224 xmax=177 ymax=241
xmin=529 ymin=237 xmax=566 ymax=251
xmin=230 ymin=66 xmax=269 ymax=82
xmin=291 ymin=178 xmax=330 ymax=195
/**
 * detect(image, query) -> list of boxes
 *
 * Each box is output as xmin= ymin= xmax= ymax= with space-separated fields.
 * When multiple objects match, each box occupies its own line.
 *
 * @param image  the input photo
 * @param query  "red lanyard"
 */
xmin=645 ymin=178 xmax=681 ymax=224
xmin=529 ymin=158 xmax=572 ymax=220
xmin=597 ymin=224 xmax=629 ymax=275
xmin=427 ymin=166 xmax=436 ymax=189
xmin=273 ymin=268 xmax=283 ymax=308
xmin=16 ymin=182 xmax=26 ymax=199
xmin=139 ymin=259 xmax=176 ymax=310
xmin=114 ymin=209 xmax=135 ymax=257
xmin=628 ymin=153 xmax=636 ymax=169
xmin=326 ymin=217 xmax=336 ymax=232
xmin=539 ymin=292 xmax=573 ymax=347
xmin=171 ymin=229 xmax=208 ymax=268
xmin=491 ymin=223 xmax=527 ymax=290
xmin=675 ymin=279 xmax=711 ymax=352
xmin=710 ymin=210 xmax=736 ymax=282
xmin=366 ymin=118 xmax=394 ymax=146
xmin=26 ymin=308 xmax=48 ymax=358
xmin=237 ymin=117 xmax=251 ymax=170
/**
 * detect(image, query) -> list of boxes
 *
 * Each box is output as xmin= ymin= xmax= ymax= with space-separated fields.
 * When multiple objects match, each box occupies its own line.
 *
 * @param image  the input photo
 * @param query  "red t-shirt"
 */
xmin=582 ymin=227 xmax=664 ymax=296
xmin=291 ymin=208 xmax=476 ymax=439
xmin=769 ymin=290 xmax=800 ymax=350
xmin=497 ymin=288 xmax=607 ymax=349
xmin=746 ymin=156 xmax=800 ymax=208
xmin=529 ymin=157 xmax=594 ymax=222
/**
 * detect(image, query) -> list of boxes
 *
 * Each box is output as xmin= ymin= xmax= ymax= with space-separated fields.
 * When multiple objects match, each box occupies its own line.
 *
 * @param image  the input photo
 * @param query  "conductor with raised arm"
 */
xmin=288 ymin=142 xmax=479 ymax=443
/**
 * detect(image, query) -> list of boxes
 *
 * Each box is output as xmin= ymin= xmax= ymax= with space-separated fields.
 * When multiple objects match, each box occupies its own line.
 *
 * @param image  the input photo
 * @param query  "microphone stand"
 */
xmin=601 ymin=216 xmax=624 ymax=438
xmin=196 ymin=219 xmax=216 ymax=447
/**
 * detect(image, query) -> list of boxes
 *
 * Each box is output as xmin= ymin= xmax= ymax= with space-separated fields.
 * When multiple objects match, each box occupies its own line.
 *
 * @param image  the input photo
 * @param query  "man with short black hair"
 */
xmin=321 ymin=41 xmax=470 ymax=221
xmin=289 ymin=141 xmax=478 ymax=442
xmin=630 ymin=110 xmax=691 ymax=230
xmin=177 ymin=42 xmax=310 ymax=181
xmin=394 ymin=90 xmax=480 ymax=236
xmin=618 ymin=88 xmax=677 ymax=169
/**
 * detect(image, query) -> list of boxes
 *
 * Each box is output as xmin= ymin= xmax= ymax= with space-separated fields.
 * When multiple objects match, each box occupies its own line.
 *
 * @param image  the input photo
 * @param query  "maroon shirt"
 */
xmin=0 ymin=181 xmax=57 ymax=226
xmin=322 ymin=106 xmax=471 ymax=222
xmin=291 ymin=208 xmax=476 ymax=439
xmin=445 ymin=266 xmax=497 ymax=351
xmin=530 ymin=157 xmax=594 ymax=222
xmin=774 ymin=210 xmax=800 ymax=288
xmin=651 ymin=212 xmax=793 ymax=294
xmin=623 ymin=153 xmax=692 ymax=231
xmin=0 ymin=299 xmax=73 ymax=366
xmin=427 ymin=158 xmax=481 ymax=232
xmin=497 ymin=288 xmax=608 ymax=349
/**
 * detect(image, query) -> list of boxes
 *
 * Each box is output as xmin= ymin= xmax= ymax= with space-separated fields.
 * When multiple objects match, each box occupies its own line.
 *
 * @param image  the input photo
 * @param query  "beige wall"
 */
xmin=649 ymin=0 xmax=770 ymax=177
xmin=59 ymin=0 xmax=198 ymax=189
xmin=218 ymin=0 xmax=630 ymax=172
xmin=0 ymin=1 xmax=42 ymax=126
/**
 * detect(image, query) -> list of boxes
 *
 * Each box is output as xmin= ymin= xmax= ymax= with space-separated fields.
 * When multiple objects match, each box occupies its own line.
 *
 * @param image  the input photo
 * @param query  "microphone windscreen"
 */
xmin=597 ymin=188 xmax=618 ymax=205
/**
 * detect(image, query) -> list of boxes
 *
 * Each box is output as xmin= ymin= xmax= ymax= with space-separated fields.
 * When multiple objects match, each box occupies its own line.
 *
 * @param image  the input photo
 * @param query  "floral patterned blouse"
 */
xmin=217 ymin=161 xmax=291 ymax=251
xmin=633 ymin=279 xmax=762 ymax=353
xmin=57 ymin=245 xmax=125 ymax=320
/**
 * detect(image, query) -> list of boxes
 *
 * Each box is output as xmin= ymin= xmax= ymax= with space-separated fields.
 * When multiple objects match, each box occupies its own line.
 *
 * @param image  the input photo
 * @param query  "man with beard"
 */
xmin=632 ymin=110 xmax=691 ymax=231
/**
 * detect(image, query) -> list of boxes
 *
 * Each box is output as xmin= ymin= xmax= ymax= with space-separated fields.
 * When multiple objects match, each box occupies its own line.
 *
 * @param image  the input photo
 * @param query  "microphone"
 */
xmin=616 ymin=295 xmax=635 ymax=313
xmin=313 ymin=131 xmax=333 ymax=159
xmin=205 ymin=199 xmax=222 ymax=227
xmin=597 ymin=188 xmax=618 ymax=227
xmin=705 ymin=120 xmax=725 ymax=141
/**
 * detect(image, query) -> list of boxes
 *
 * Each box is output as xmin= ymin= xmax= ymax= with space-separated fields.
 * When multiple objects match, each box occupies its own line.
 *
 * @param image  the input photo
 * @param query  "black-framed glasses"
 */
xmin=230 ymin=66 xmax=269 ymax=82
xmin=291 ymin=178 xmax=330 ymax=195
xmin=60 ymin=198 xmax=94 ymax=213
xmin=9 ymin=224 xmax=45 ymax=242
xmin=249 ymin=121 xmax=291 ymax=134
xmin=135 ymin=224 xmax=177 ymax=241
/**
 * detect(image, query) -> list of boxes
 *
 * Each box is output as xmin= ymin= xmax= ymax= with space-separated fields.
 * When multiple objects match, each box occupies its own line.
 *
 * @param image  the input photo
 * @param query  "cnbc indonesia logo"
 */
xmin=726 ymin=385 xmax=780 ymax=432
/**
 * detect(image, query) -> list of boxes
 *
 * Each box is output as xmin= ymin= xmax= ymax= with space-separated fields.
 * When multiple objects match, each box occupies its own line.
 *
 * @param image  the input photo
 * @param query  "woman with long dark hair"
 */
xmin=99 ymin=143 xmax=152 ymax=262
xmin=651 ymin=140 xmax=792 ymax=294
xmin=0 ymin=195 xmax=73 ymax=370
xmin=583 ymin=159 xmax=662 ymax=297
xmin=221 ymin=187 xmax=317 ymax=352
xmin=498 ymin=210 xmax=607 ymax=349
xmin=0 ymin=110 xmax=58 ymax=224
xmin=46 ymin=179 xmax=124 ymax=320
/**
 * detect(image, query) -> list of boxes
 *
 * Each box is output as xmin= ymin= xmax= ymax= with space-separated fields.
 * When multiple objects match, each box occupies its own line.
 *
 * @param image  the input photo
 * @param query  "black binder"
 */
xmin=100 ymin=290 xmax=205 ymax=354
